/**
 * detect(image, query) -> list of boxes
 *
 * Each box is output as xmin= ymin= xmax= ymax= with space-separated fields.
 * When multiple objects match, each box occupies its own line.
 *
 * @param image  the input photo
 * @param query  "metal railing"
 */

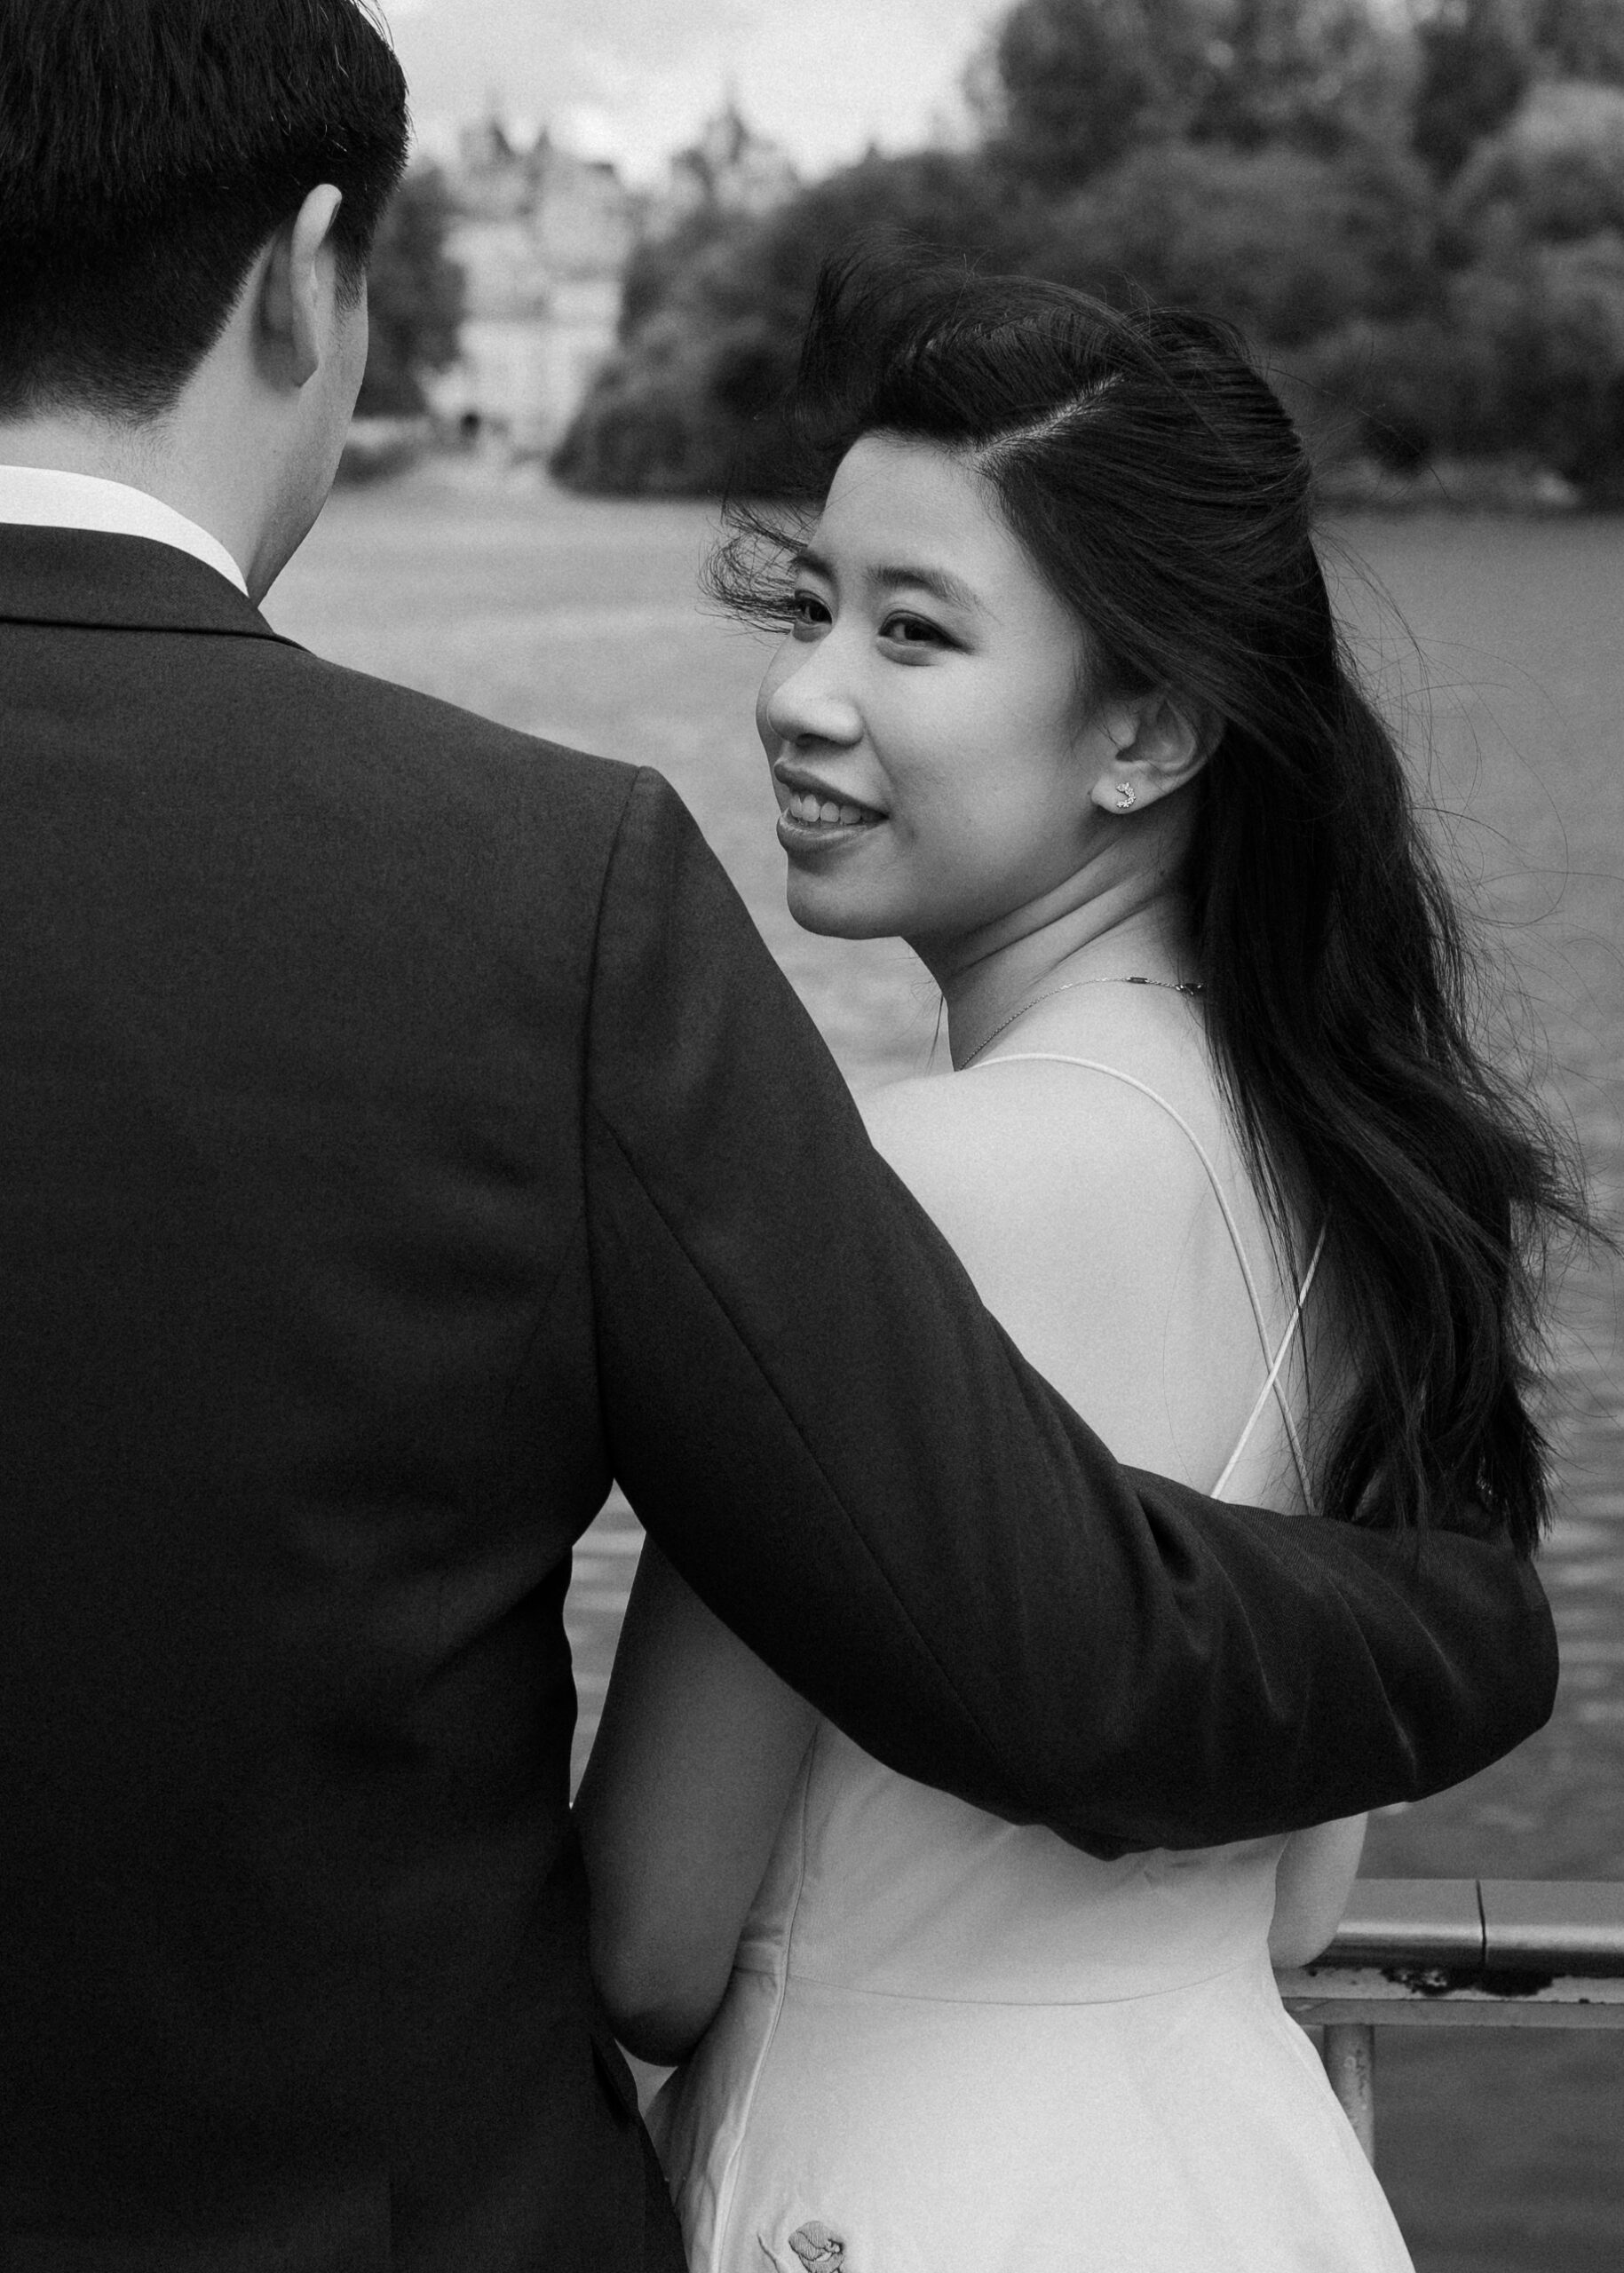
xmin=1276 ymin=1879 xmax=1624 ymax=2162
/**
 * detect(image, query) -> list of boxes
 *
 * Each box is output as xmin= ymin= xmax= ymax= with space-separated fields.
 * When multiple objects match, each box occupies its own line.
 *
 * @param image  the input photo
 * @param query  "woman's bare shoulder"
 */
xmin=860 ymin=1053 xmax=1267 ymax=1477
xmin=860 ymin=1057 xmax=1219 ymax=1232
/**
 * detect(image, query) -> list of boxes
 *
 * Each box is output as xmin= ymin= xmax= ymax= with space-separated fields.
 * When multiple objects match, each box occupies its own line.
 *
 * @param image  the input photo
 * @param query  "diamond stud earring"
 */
xmin=1115 ymin=780 xmax=1137 ymax=812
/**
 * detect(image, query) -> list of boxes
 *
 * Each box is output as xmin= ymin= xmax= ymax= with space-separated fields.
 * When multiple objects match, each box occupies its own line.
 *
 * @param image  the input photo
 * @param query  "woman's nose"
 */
xmin=760 ymin=645 xmax=863 ymax=750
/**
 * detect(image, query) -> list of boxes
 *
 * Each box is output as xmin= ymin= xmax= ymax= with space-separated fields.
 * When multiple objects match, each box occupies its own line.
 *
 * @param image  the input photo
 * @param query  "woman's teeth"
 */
xmin=786 ymin=790 xmax=874 ymax=828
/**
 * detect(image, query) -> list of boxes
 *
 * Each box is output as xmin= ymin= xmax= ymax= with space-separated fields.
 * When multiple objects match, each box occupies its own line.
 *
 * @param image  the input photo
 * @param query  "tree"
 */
xmin=981 ymin=0 xmax=1223 ymax=191
xmin=616 ymin=209 xmax=741 ymax=345
xmin=1300 ymin=80 xmax=1624 ymax=495
xmin=553 ymin=151 xmax=1034 ymax=495
xmin=1029 ymin=140 xmax=1438 ymax=346
xmin=1191 ymin=0 xmax=1415 ymax=155
xmin=983 ymin=0 xmax=1412 ymax=192
xmin=1408 ymin=0 xmax=1624 ymax=186
xmin=1446 ymin=79 xmax=1624 ymax=251
xmin=355 ymin=168 xmax=465 ymax=418
xmin=1532 ymin=0 xmax=1624 ymax=84
xmin=555 ymin=0 xmax=1624 ymax=497
xmin=1448 ymin=228 xmax=1624 ymax=487
xmin=1412 ymin=0 xmax=1533 ymax=181
xmin=1287 ymin=314 xmax=1480 ymax=470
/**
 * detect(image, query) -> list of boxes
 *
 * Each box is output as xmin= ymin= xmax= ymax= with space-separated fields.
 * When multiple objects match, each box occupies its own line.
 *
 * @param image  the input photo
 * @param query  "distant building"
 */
xmin=659 ymin=99 xmax=799 ymax=227
xmin=430 ymin=117 xmax=641 ymax=455
xmin=428 ymin=101 xmax=798 ymax=455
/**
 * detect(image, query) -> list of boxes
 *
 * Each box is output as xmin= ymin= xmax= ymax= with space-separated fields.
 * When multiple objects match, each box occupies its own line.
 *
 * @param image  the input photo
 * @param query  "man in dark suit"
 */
xmin=0 ymin=4 xmax=1557 ymax=2268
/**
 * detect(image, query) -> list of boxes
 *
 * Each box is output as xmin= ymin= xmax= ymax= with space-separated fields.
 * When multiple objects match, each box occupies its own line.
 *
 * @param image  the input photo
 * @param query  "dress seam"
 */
xmin=772 ymin=1948 xmax=1270 ymax=2010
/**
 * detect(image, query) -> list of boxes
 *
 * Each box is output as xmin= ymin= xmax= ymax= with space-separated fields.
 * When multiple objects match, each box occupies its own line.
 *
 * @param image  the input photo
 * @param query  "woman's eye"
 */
xmin=879 ymin=613 xmax=947 ymax=649
xmin=788 ymin=590 xmax=830 ymax=637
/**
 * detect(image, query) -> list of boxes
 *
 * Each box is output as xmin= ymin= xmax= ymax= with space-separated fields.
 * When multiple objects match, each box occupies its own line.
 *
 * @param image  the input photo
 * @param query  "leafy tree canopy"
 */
xmin=1029 ymin=141 xmax=1437 ymax=346
xmin=1414 ymin=1 xmax=1533 ymax=178
xmin=355 ymin=168 xmax=465 ymax=419
xmin=1193 ymin=0 xmax=1416 ymax=154
xmin=1530 ymin=0 xmax=1624 ymax=84
xmin=553 ymin=0 xmax=1624 ymax=501
xmin=979 ymin=0 xmax=1222 ymax=187
xmin=1447 ymin=79 xmax=1624 ymax=252
xmin=982 ymin=0 xmax=1412 ymax=190
xmin=553 ymin=152 xmax=1034 ymax=495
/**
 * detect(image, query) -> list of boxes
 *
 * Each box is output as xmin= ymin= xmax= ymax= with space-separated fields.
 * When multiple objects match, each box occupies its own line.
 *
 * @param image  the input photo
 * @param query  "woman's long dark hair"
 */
xmin=712 ymin=251 xmax=1590 ymax=1556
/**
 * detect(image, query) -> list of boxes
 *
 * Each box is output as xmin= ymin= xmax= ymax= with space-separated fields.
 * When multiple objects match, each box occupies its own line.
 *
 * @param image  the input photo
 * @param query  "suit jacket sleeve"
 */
xmin=582 ymin=769 xmax=1557 ymax=1856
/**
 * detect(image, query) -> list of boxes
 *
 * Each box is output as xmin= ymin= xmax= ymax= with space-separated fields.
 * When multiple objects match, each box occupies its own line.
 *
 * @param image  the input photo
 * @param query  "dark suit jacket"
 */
xmin=0 ymin=527 xmax=1556 ymax=2269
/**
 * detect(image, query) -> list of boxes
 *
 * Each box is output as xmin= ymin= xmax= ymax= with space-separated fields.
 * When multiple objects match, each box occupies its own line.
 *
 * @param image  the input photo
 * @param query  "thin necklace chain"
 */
xmin=960 ymin=974 xmax=1205 ymax=1069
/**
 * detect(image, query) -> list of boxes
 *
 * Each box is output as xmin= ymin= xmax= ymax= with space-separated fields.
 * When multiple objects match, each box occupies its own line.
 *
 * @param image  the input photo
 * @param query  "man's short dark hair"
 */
xmin=0 ymin=0 xmax=410 ymax=421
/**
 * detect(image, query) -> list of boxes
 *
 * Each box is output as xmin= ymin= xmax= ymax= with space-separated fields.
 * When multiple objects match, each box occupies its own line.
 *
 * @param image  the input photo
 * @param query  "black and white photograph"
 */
xmin=2 ymin=4 xmax=1621 ymax=2268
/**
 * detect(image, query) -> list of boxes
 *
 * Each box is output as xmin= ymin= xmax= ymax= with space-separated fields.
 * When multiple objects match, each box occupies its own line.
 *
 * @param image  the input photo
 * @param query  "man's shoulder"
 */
xmin=257 ymin=638 xmax=639 ymax=815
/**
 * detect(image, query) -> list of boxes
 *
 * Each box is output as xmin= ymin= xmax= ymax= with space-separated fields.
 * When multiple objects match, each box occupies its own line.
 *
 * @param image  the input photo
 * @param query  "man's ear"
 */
xmin=1088 ymin=691 xmax=1219 ymax=817
xmin=258 ymin=185 xmax=346 ymax=389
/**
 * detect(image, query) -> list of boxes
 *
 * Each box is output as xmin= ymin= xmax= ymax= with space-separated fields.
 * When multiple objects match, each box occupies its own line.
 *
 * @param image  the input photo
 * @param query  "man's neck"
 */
xmin=2 ymin=410 xmax=235 ymax=529
xmin=0 ymin=414 xmax=171 ymax=494
xmin=0 ymin=401 xmax=275 ymax=600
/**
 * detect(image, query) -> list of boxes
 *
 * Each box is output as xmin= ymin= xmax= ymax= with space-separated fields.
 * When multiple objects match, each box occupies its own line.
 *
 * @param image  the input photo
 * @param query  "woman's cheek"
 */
xmin=755 ymin=677 xmax=781 ymax=760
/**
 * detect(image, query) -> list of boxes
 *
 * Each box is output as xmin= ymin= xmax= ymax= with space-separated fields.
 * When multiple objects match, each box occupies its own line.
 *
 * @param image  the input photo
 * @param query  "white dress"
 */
xmin=651 ymin=1055 xmax=1415 ymax=2273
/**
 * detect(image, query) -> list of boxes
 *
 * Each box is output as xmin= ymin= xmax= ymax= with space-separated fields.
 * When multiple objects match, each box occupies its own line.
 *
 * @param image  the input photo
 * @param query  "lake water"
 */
xmin=273 ymin=469 xmax=1624 ymax=2271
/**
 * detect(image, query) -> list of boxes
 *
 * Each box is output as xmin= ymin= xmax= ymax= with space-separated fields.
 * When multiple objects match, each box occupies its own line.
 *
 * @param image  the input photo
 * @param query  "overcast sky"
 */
xmin=382 ymin=0 xmax=1006 ymax=181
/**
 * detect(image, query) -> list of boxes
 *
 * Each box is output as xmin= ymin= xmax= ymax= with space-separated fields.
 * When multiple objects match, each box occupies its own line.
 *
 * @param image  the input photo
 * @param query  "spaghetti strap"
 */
xmin=1211 ymin=1224 xmax=1326 ymax=1505
xmin=963 ymin=1050 xmax=1322 ymax=1509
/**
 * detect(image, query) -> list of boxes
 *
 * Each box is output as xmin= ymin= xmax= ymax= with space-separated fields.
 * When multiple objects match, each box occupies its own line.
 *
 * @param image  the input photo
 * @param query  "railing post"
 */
xmin=1321 ymin=2022 xmax=1376 ymax=2164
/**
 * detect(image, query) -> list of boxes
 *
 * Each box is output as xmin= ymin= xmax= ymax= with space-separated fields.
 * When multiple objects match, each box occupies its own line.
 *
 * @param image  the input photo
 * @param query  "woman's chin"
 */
xmin=784 ymin=870 xmax=899 ymax=940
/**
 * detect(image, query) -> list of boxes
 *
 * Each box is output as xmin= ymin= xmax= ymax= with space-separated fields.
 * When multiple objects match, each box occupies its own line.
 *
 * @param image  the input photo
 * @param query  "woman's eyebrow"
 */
xmin=790 ymin=548 xmax=986 ymax=616
xmin=871 ymin=562 xmax=984 ymax=614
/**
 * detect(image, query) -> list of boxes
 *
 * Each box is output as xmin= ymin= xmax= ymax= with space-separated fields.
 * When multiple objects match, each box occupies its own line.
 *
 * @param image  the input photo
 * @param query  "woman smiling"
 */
xmin=575 ymin=256 xmax=1582 ymax=2272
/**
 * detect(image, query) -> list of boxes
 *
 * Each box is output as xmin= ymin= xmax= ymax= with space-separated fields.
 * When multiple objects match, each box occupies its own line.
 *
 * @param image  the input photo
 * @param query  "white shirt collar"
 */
xmin=0 ymin=465 xmax=249 ymax=596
